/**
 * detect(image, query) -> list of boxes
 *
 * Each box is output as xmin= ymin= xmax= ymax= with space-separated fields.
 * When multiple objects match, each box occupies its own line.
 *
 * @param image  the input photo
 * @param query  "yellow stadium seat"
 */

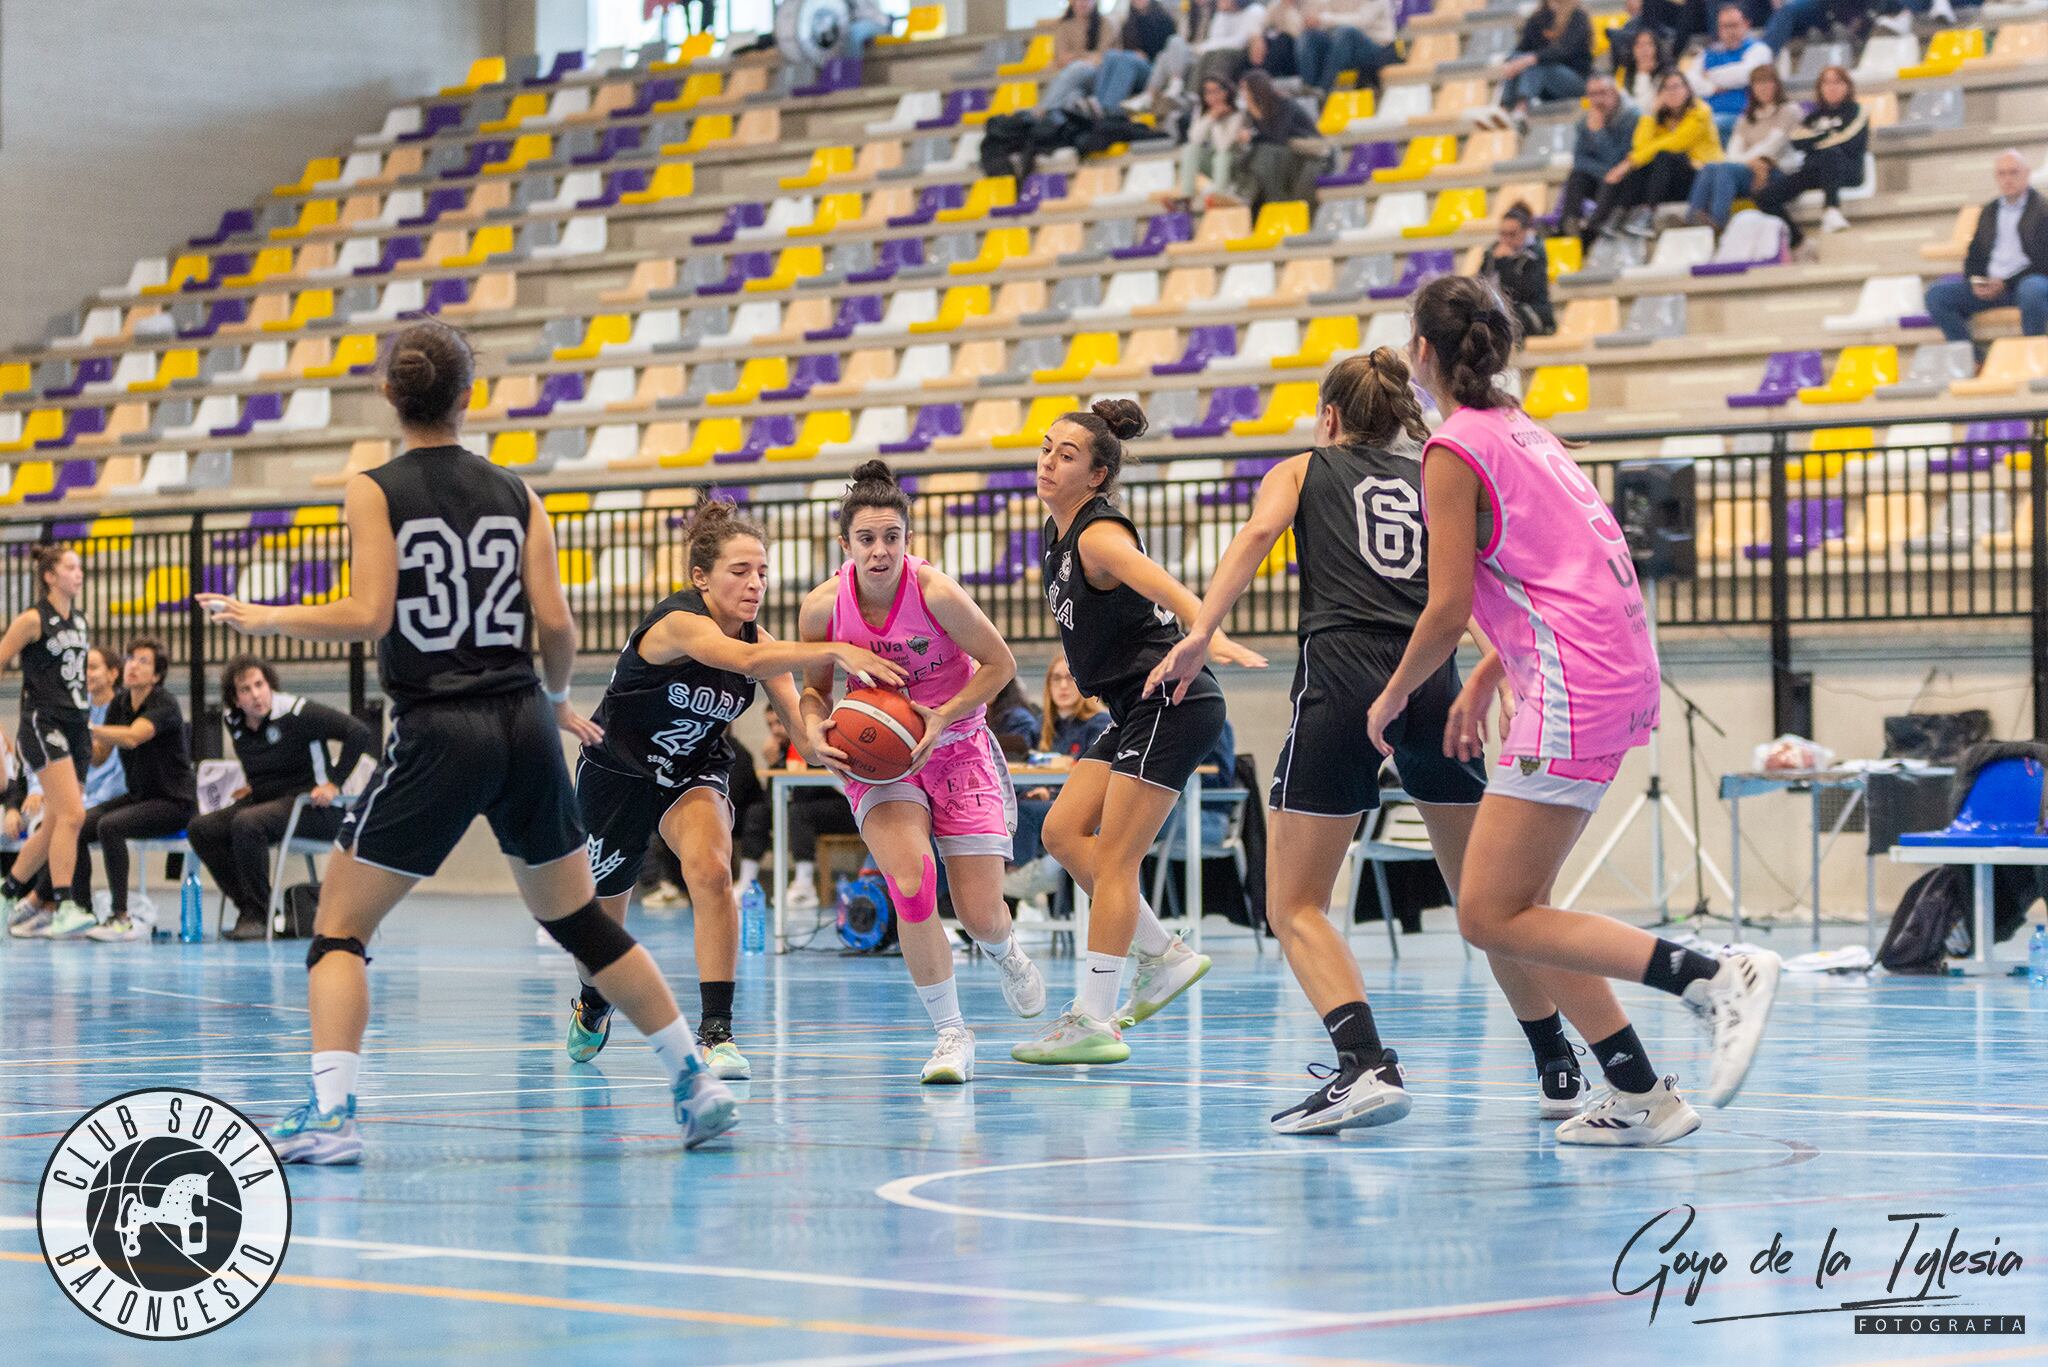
xmin=265 ymin=288 xmax=334 ymax=333
xmin=616 ymin=161 xmax=694 ymax=206
xmin=483 ymin=134 xmax=550 ymax=174
xmin=992 ymin=395 xmax=1080 ymax=449
xmin=1034 ymin=333 xmax=1119 ymax=384
xmin=488 ymin=432 xmax=539 ymax=467
xmin=670 ymin=112 xmax=734 ymax=153
xmin=544 ymin=492 xmax=594 ymax=515
xmin=1523 ymin=365 xmax=1590 ymax=419
xmin=949 ymin=227 xmax=1030 ymax=275
xmin=677 ymin=417 xmax=744 ymax=466
xmin=1374 ymin=135 xmax=1458 ymax=183
xmin=788 ymin=192 xmax=862 ymax=239
xmin=963 ymin=81 xmax=1036 ymax=126
xmin=558 ymin=548 xmax=595 ymax=587
xmin=130 ymin=349 xmax=197 ymax=392
xmin=937 ymin=176 xmax=1018 ymax=223
xmin=1544 ymin=236 xmax=1582 ymax=279
xmin=999 ymin=33 xmax=1057 ymax=75
xmin=1256 ymin=528 xmax=1297 ymax=578
xmin=1276 ymin=316 xmax=1360 ymax=369
xmin=466 ymin=377 xmax=491 ymax=413
xmin=1226 ymin=200 xmax=1309 ymax=251
xmin=273 ymin=157 xmax=341 ymax=196
xmin=766 ymin=410 xmax=852 ymax=461
xmin=708 ymin=357 xmax=789 ymax=406
xmin=650 ymin=31 xmax=717 ymax=69
xmin=781 ymin=145 xmax=855 ymax=190
xmin=655 ymin=72 xmax=725 ymax=113
xmin=143 ymin=254 xmax=210 ymax=295
xmin=1591 ymin=10 xmax=1628 ymax=56
xmin=80 ymin=511 xmax=137 ymax=544
xmin=482 ymin=93 xmax=549 ymax=132
xmin=0 ymin=410 xmax=63 ymax=453
xmin=108 ymin=566 xmax=188 ymax=616
xmin=1231 ymin=382 xmax=1319 ymax=436
xmin=305 ymin=333 xmax=378 ymax=379
xmin=0 ymin=363 xmax=28 ymax=394
xmin=556 ymin=313 xmax=633 ymax=360
xmin=443 ymin=56 xmax=506 ymax=95
xmin=874 ymin=3 xmax=945 ymax=43
xmin=445 ymin=225 xmax=516 ymax=267
xmin=745 ymin=247 xmax=825 ymax=293
xmin=222 ymin=247 xmax=294 ymax=288
xmin=1949 ymin=337 xmax=2048 ymax=396
xmin=1897 ymin=27 xmax=1984 ymax=78
xmin=1788 ymin=426 xmax=1876 ymax=480
xmin=1526 ymin=297 xmax=1618 ymax=354
xmin=1318 ymin=89 xmax=1376 ymax=134
xmin=1798 ymin=346 xmax=1898 ymax=404
xmin=1404 ymin=186 xmax=1488 ymax=238
xmin=910 ymin=285 xmax=993 ymax=333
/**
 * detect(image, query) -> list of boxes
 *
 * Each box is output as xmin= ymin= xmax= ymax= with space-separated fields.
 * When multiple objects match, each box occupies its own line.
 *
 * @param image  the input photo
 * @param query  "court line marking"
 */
xmin=130 ymin=986 xmax=309 ymax=1013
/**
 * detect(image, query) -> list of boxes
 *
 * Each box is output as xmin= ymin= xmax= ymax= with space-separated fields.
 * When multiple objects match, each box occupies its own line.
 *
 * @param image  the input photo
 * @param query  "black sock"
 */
xmin=1641 ymin=938 xmax=1723 ymax=997
xmin=1323 ymin=1002 xmax=1384 ymax=1067
xmin=1591 ymin=1025 xmax=1658 ymax=1095
xmin=1517 ymin=1011 xmax=1573 ymax=1067
xmin=698 ymin=980 xmax=735 ymax=1042
xmin=1 ymin=874 xmax=26 ymax=901
xmin=577 ymin=982 xmax=610 ymax=1014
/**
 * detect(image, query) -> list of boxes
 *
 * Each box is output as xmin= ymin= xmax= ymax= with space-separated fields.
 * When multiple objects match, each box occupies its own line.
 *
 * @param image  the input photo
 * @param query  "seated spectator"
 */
xmin=1925 ymin=149 xmax=2048 ymax=345
xmin=1250 ymin=0 xmax=1307 ymax=78
xmin=1006 ymin=655 xmax=1111 ymax=901
xmin=1477 ymin=204 xmax=1557 ymax=337
xmin=72 ymin=639 xmax=196 ymax=942
xmin=989 ymin=679 xmax=1043 ymax=760
xmin=1686 ymin=5 xmax=1771 ymax=141
xmin=1296 ymin=0 xmax=1400 ymax=96
xmin=1083 ymin=0 xmax=1179 ymax=113
xmin=1499 ymin=0 xmax=1594 ymax=120
xmin=1192 ymin=0 xmax=1269 ymax=93
xmin=1558 ymin=76 xmax=1640 ymax=238
xmin=189 ymin=655 xmax=375 ymax=941
xmin=1040 ymin=0 xmax=1116 ymax=114
xmin=1638 ymin=0 xmax=1710 ymax=47
xmin=1614 ymin=27 xmax=1669 ymax=112
xmin=1231 ymin=69 xmax=1330 ymax=213
xmin=1172 ymin=75 xmax=1247 ymax=208
xmin=1753 ymin=64 xmax=1867 ymax=248
xmin=1687 ymin=62 xmax=1802 ymax=229
xmin=1581 ymin=68 xmax=1721 ymax=245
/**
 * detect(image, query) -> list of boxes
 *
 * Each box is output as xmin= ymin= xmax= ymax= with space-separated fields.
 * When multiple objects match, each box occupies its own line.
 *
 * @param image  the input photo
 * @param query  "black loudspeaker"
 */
xmin=1611 ymin=459 xmax=1697 ymax=580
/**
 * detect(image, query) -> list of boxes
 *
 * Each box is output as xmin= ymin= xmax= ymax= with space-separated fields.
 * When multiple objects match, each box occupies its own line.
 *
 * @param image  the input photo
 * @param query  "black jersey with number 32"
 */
xmin=365 ymin=445 xmax=539 ymax=711
xmin=21 ymin=595 xmax=89 ymax=715
xmin=586 ymin=589 xmax=757 ymax=785
xmin=1294 ymin=443 xmax=1430 ymax=638
xmin=1041 ymin=495 xmax=1183 ymax=707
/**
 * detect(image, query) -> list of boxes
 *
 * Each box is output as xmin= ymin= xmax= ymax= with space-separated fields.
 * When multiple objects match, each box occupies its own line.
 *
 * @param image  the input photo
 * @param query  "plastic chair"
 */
xmin=1898 ymin=757 xmax=2046 ymax=848
xmin=1524 ymin=365 xmax=1590 ymax=418
xmin=1823 ymin=275 xmax=1928 ymax=332
xmin=1798 ymin=346 xmax=1899 ymax=404
xmin=1950 ymin=337 xmax=2048 ymax=397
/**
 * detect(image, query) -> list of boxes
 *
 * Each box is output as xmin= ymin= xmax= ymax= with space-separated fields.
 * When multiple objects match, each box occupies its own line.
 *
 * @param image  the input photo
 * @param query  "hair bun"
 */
xmin=848 ymin=458 xmax=897 ymax=488
xmin=1091 ymin=398 xmax=1147 ymax=443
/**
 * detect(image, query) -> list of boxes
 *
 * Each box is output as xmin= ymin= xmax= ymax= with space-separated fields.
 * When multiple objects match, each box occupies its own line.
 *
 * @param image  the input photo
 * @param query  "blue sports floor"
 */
xmin=2 ymin=898 xmax=2045 ymax=1365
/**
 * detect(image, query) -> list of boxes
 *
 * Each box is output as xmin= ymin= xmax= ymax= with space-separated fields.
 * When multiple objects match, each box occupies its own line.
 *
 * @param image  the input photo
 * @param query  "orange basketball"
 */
xmin=827 ymin=688 xmax=926 ymax=784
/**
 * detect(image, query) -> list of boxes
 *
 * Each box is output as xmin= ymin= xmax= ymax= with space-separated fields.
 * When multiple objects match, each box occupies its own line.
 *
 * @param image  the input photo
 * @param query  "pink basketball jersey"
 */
xmin=830 ymin=555 xmax=985 ymax=737
xmin=1423 ymin=405 xmax=1660 ymax=758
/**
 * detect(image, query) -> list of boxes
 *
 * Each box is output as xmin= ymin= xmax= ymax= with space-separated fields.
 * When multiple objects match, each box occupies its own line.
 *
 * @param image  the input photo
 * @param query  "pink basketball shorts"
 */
xmin=841 ymin=723 xmax=1017 ymax=858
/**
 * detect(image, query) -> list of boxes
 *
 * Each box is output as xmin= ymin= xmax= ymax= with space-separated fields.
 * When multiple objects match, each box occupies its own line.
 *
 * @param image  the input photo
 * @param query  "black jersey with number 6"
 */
xmin=1041 ymin=495 xmax=1184 ymax=708
xmin=1295 ymin=442 xmax=1431 ymax=638
xmin=21 ymin=595 xmax=90 ymax=716
xmin=586 ymin=589 xmax=758 ymax=786
xmin=365 ymin=445 xmax=539 ymax=711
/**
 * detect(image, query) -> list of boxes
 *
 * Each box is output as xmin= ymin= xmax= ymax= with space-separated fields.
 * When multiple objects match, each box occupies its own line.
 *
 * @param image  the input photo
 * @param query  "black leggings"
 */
xmin=188 ymin=793 xmax=342 ymax=919
xmin=74 ymin=795 xmax=196 ymax=914
xmin=1755 ymin=157 xmax=1855 ymax=247
xmin=1581 ymin=152 xmax=1696 ymax=244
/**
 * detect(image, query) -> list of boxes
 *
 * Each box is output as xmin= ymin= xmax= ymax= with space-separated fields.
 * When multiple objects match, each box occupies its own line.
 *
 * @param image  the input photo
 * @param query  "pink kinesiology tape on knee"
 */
xmin=886 ymin=855 xmax=938 ymax=923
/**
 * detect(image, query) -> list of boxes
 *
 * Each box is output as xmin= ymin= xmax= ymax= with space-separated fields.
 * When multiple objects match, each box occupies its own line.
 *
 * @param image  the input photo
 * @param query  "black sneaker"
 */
xmin=1539 ymin=1051 xmax=1587 ymax=1119
xmin=1269 ymin=1050 xmax=1412 ymax=1136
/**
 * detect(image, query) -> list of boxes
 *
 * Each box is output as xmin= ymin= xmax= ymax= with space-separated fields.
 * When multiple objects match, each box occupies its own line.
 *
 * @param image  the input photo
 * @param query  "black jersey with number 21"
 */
xmin=1294 ymin=442 xmax=1431 ymax=638
xmin=587 ymin=589 xmax=758 ymax=786
xmin=365 ymin=445 xmax=539 ymax=711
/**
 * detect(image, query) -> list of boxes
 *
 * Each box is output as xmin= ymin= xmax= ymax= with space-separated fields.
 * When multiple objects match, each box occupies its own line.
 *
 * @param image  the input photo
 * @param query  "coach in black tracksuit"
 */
xmin=191 ymin=654 xmax=374 ymax=940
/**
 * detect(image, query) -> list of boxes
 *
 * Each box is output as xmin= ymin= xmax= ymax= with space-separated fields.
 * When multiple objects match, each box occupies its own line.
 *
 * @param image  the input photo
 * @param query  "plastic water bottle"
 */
xmin=2030 ymin=924 xmax=2048 ymax=986
xmin=740 ymin=880 xmax=767 ymax=955
xmin=179 ymin=866 xmax=204 ymax=944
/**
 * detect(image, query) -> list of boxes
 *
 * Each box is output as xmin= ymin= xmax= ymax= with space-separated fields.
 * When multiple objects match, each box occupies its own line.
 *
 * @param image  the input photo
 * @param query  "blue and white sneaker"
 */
xmin=672 ymin=1057 xmax=738 ymax=1149
xmin=7 ymin=900 xmax=52 ymax=939
xmin=269 ymin=1094 xmax=363 ymax=1165
xmin=566 ymin=995 xmax=612 ymax=1062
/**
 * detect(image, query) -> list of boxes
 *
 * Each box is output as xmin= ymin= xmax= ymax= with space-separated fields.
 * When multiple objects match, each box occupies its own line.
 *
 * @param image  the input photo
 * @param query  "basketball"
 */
xmin=827 ymin=687 xmax=925 ymax=784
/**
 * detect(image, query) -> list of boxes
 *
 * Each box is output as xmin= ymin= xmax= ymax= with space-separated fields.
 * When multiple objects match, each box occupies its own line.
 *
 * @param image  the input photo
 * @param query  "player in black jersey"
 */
xmin=1149 ymin=350 xmax=1586 ymax=1136
xmin=198 ymin=320 xmax=736 ymax=1162
xmin=566 ymin=500 xmax=904 ymax=1078
xmin=0 ymin=545 xmax=95 ymax=940
xmin=1015 ymin=400 xmax=1266 ymax=1066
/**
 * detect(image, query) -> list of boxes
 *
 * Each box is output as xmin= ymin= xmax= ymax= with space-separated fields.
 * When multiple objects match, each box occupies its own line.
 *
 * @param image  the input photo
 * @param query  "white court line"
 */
xmin=130 ymin=986 xmax=309 ymax=1013
xmin=718 ymin=1318 xmax=1320 ymax=1367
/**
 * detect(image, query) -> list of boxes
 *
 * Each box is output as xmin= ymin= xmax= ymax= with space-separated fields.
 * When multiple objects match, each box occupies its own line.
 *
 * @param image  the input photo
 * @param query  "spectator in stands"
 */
xmin=1191 ymin=0 xmax=1269 ymax=92
xmin=1875 ymin=0 xmax=1958 ymax=34
xmin=1614 ymin=27 xmax=1668 ymax=111
xmin=1006 ymin=655 xmax=1112 ymax=902
xmin=1687 ymin=62 xmax=1802 ymax=228
xmin=191 ymin=655 xmax=375 ymax=941
xmin=1559 ymin=75 xmax=1641 ymax=238
xmin=1477 ymin=204 xmax=1557 ymax=337
xmin=1754 ymin=64 xmax=1868 ymax=248
xmin=1581 ymin=68 xmax=1721 ymax=245
xmin=1925 ymin=150 xmax=2048 ymax=345
xmin=1637 ymin=0 xmax=1710 ymax=47
xmin=73 ymin=639 xmax=195 ymax=942
xmin=1250 ymin=0 xmax=1307 ymax=78
xmin=1040 ymin=0 xmax=1115 ymax=114
xmin=1686 ymin=5 xmax=1771 ymax=141
xmin=1231 ymin=69 xmax=1331 ymax=212
xmin=989 ymin=679 xmax=1043 ymax=760
xmin=1172 ymin=75 xmax=1247 ymax=208
xmin=1086 ymin=0 xmax=1180 ymax=112
xmin=1499 ymin=0 xmax=1594 ymax=121
xmin=1295 ymin=0 xmax=1400 ymax=97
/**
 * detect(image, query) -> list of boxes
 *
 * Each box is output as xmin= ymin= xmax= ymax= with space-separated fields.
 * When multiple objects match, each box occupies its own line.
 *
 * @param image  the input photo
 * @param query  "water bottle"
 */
xmin=740 ymin=880 xmax=767 ymax=955
xmin=179 ymin=866 xmax=204 ymax=944
xmin=2030 ymin=923 xmax=2048 ymax=986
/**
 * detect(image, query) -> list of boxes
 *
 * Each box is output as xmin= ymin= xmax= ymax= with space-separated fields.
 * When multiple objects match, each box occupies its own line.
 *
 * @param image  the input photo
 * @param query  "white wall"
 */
xmin=0 ymin=0 xmax=517 ymax=343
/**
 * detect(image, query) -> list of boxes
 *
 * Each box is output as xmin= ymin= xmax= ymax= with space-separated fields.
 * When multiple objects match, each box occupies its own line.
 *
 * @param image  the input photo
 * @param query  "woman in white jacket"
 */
xmin=1172 ymin=74 xmax=1248 ymax=207
xmin=1686 ymin=63 xmax=1802 ymax=229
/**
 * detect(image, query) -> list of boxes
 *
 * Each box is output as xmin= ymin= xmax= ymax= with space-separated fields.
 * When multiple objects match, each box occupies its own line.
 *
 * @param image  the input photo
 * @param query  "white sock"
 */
xmin=645 ymin=1016 xmax=701 ymax=1086
xmin=916 ymin=976 xmax=965 ymax=1033
xmin=978 ymin=934 xmax=1016 ymax=962
xmin=790 ymin=860 xmax=815 ymax=889
xmin=1131 ymin=899 xmax=1174 ymax=957
xmin=1080 ymin=951 xmax=1124 ymax=1020
xmin=311 ymin=1051 xmax=359 ymax=1113
xmin=736 ymin=857 xmax=760 ymax=887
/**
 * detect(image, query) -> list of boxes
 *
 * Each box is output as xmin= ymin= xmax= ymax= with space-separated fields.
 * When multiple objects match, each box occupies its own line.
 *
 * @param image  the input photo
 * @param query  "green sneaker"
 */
xmin=565 ymin=996 xmax=612 ymax=1062
xmin=1010 ymin=1008 xmax=1131 ymax=1065
xmin=42 ymin=902 xmax=98 ymax=940
xmin=703 ymin=1039 xmax=751 ymax=1080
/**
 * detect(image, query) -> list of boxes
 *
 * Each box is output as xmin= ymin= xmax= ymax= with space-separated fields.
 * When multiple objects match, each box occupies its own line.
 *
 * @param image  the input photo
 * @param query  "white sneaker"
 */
xmin=1820 ymin=206 xmax=1850 ymax=234
xmin=1116 ymin=936 xmax=1211 ymax=1027
xmin=1928 ymin=0 xmax=1955 ymax=21
xmin=1875 ymin=10 xmax=1914 ymax=32
xmin=782 ymin=879 xmax=820 ymax=913
xmin=1556 ymin=1075 xmax=1701 ymax=1146
xmin=42 ymin=902 xmax=98 ymax=940
xmin=1683 ymin=950 xmax=1782 ymax=1107
xmin=994 ymin=945 xmax=1046 ymax=1018
xmin=921 ymin=1026 xmax=976 ymax=1084
xmin=85 ymin=914 xmax=142 ymax=943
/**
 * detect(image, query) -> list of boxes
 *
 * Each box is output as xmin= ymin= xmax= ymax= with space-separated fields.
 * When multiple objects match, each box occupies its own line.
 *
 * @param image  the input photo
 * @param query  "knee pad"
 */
xmin=885 ymin=855 xmax=937 ymax=924
xmin=306 ymin=935 xmax=369 ymax=969
xmin=542 ymin=900 xmax=638 ymax=974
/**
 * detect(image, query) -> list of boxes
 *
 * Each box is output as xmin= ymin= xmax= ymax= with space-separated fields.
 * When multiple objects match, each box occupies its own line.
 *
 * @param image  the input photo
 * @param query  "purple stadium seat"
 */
xmin=529 ymin=51 xmax=583 ymax=85
xmin=423 ymin=277 xmax=472 ymax=313
xmin=1726 ymin=350 xmax=1824 ymax=408
xmin=717 ymin=415 xmax=796 ymax=464
xmin=879 ymin=404 xmax=965 ymax=455
xmin=1320 ymin=141 xmax=1398 ymax=188
xmin=400 ymin=103 xmax=464 ymax=142
xmin=692 ymin=202 xmax=767 ymax=246
xmin=848 ymin=237 xmax=926 ymax=283
xmin=212 ymin=510 xmax=294 ymax=551
xmin=577 ymin=167 xmax=651 ymax=210
xmin=1936 ymin=419 xmax=2029 ymax=474
xmin=199 ymin=565 xmax=237 ymax=597
xmin=289 ymin=562 xmax=336 ymax=602
xmin=576 ymin=126 xmax=642 ymax=164
xmin=190 ymin=209 xmax=256 ymax=248
xmin=39 ymin=407 xmax=106 ymax=449
xmin=1197 ymin=456 xmax=1284 ymax=506
xmin=615 ymin=79 xmax=681 ymax=120
xmin=888 ymin=182 xmax=969 ymax=228
xmin=808 ymin=294 xmax=885 ymax=340
xmin=209 ymin=393 xmax=283 ymax=439
xmin=202 ymin=254 xmax=252 ymax=289
xmin=917 ymin=88 xmax=988 ymax=130
xmin=445 ymin=140 xmax=512 ymax=179
xmin=179 ymin=298 xmax=248 ymax=339
xmin=510 ymin=372 xmax=586 ymax=419
xmin=958 ymin=530 xmax=1035 ymax=586
xmin=792 ymin=57 xmax=861 ymax=98
xmin=45 ymin=358 xmax=113 ymax=399
xmin=1173 ymin=387 xmax=1263 ymax=439
xmin=29 ymin=460 xmax=98 ymax=505
xmin=947 ymin=467 xmax=1037 ymax=514
xmin=992 ymin=173 xmax=1068 ymax=219
xmin=762 ymin=353 xmax=842 ymax=400
xmin=401 ymin=187 xmax=469 ymax=227
xmin=1112 ymin=212 xmax=1194 ymax=260
xmin=1368 ymin=250 xmax=1453 ymax=300
xmin=357 ymin=235 xmax=424 ymax=275
xmin=1155 ymin=325 xmax=1237 ymax=375
xmin=48 ymin=520 xmax=92 ymax=542
xmin=698 ymin=251 xmax=774 ymax=295
xmin=1743 ymin=497 xmax=1847 ymax=559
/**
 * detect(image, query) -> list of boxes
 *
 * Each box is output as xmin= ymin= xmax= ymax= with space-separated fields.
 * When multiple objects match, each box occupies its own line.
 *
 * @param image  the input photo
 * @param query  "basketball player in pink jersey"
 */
xmin=1368 ymin=276 xmax=1781 ymax=1147
xmin=796 ymin=461 xmax=1047 ymax=1084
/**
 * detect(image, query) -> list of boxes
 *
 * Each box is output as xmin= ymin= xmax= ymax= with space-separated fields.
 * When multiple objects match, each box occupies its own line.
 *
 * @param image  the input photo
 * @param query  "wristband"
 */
xmin=543 ymin=684 xmax=572 ymax=705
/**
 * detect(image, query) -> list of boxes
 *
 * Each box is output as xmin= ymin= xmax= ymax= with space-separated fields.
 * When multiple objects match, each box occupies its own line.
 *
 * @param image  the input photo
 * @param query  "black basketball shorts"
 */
xmin=1082 ymin=669 xmax=1229 ymax=793
xmin=18 ymin=708 xmax=90 ymax=781
xmin=574 ymin=748 xmax=734 ymax=899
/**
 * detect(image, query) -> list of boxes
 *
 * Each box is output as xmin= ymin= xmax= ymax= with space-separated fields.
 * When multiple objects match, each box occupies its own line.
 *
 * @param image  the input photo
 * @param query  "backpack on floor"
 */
xmin=1877 ymin=866 xmax=1970 ymax=974
xmin=273 ymin=882 xmax=319 ymax=939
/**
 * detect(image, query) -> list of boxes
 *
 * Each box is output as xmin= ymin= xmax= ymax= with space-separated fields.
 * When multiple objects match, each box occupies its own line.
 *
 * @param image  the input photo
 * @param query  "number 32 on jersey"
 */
xmin=395 ymin=516 xmax=527 ymax=651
